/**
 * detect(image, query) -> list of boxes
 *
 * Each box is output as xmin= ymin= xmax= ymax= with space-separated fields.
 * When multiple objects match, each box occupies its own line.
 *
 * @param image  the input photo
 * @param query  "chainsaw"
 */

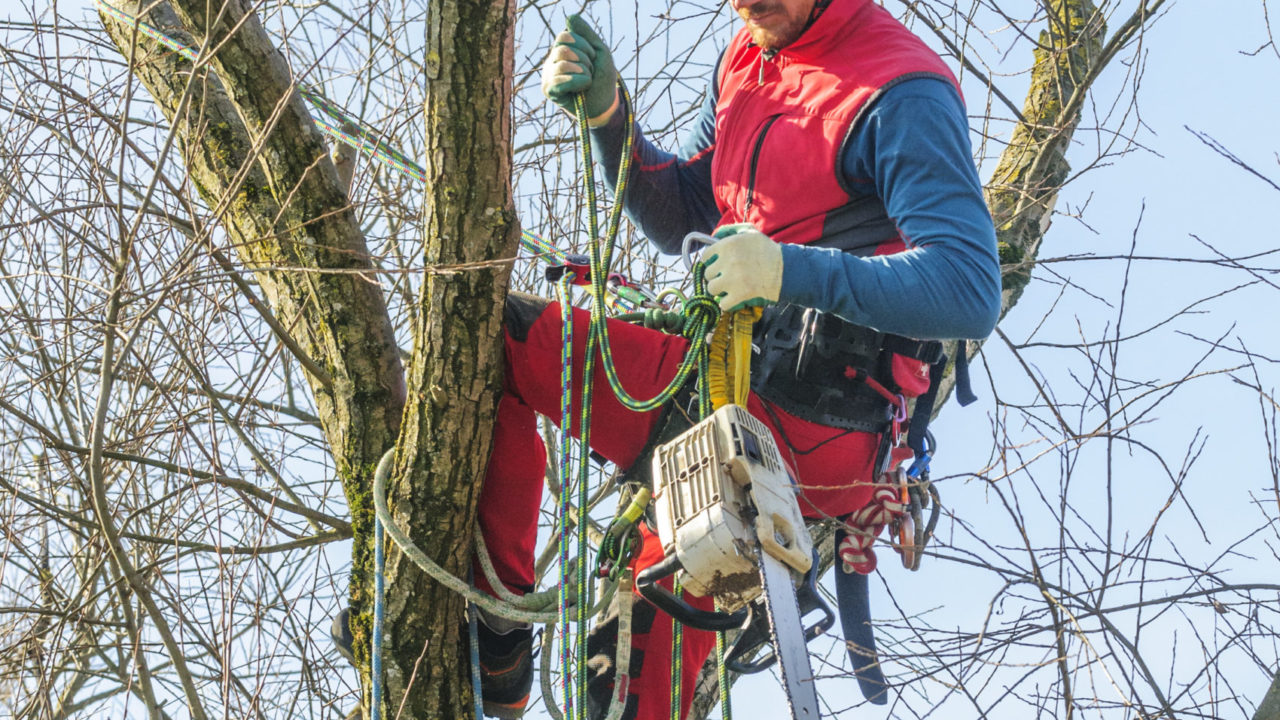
xmin=636 ymin=403 xmax=834 ymax=720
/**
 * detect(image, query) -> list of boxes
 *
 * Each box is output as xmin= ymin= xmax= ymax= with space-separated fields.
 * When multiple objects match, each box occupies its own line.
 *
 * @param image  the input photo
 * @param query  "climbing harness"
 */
xmin=751 ymin=304 xmax=945 ymax=432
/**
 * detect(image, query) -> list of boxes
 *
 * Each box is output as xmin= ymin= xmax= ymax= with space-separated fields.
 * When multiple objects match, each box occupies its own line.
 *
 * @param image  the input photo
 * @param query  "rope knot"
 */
xmin=681 ymin=293 xmax=720 ymax=340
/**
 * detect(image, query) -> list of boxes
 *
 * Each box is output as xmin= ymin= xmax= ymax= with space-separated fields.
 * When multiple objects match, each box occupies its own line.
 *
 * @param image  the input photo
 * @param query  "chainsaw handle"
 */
xmin=724 ymin=548 xmax=835 ymax=674
xmin=724 ymin=603 xmax=834 ymax=674
xmin=635 ymin=553 xmax=748 ymax=632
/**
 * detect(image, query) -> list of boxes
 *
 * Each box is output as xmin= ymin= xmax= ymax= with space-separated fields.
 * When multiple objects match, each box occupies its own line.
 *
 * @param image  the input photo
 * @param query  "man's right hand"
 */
xmin=540 ymin=14 xmax=619 ymax=126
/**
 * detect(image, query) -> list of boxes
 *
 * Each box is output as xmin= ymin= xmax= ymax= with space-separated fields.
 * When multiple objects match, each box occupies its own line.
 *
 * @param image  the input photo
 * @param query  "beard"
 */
xmin=737 ymin=1 xmax=812 ymax=51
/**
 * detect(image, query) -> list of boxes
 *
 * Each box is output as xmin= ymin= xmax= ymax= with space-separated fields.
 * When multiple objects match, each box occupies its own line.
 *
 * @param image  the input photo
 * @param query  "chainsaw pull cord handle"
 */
xmin=634 ymin=552 xmax=749 ymax=632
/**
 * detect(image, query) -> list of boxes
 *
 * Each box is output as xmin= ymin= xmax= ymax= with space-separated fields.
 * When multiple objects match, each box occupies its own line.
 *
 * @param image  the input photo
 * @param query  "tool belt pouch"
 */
xmin=750 ymin=305 xmax=941 ymax=433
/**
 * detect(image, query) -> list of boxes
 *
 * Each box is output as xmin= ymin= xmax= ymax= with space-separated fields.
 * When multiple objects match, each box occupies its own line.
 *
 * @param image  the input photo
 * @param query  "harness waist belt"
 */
xmin=750 ymin=305 xmax=941 ymax=432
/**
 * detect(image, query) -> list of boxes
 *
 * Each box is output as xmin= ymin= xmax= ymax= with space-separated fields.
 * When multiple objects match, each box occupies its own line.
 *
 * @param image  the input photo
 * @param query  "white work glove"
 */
xmin=704 ymin=223 xmax=783 ymax=314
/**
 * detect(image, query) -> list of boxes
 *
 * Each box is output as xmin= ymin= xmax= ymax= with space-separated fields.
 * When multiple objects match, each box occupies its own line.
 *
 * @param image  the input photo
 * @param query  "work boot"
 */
xmin=476 ymin=607 xmax=535 ymax=719
xmin=332 ymin=605 xmax=535 ymax=718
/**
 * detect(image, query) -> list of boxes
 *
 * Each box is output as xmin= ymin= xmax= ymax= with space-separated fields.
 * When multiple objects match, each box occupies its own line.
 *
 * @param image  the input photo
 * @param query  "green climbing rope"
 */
xmin=670 ymin=576 xmax=685 ymax=720
xmin=717 ymin=631 xmax=732 ymax=720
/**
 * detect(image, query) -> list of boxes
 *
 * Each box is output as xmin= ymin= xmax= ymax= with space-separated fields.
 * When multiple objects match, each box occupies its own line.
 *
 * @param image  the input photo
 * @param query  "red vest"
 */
xmin=712 ymin=0 xmax=959 ymax=250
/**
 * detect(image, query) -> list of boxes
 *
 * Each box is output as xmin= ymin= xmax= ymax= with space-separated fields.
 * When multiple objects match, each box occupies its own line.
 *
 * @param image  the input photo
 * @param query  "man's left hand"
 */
xmin=705 ymin=223 xmax=783 ymax=313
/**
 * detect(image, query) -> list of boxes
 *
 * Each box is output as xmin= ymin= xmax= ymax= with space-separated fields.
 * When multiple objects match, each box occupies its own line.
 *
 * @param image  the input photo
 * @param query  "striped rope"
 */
xmin=669 ymin=577 xmax=684 ymax=720
xmin=571 ymin=95 xmax=602 ymax=720
xmin=561 ymin=72 xmax=731 ymax=720
xmin=571 ymin=86 xmax=720 ymax=414
xmin=468 ymin=600 xmax=485 ymax=720
xmin=556 ymin=274 xmax=577 ymax=720
xmin=717 ymin=631 xmax=732 ymax=720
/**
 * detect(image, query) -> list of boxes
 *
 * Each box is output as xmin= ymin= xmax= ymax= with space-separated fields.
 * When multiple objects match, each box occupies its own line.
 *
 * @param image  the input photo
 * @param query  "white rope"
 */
xmin=373 ymin=449 xmax=615 ymax=624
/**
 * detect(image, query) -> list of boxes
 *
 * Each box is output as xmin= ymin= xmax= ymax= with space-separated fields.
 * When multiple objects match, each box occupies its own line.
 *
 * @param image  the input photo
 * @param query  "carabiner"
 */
xmin=607 ymin=274 xmax=662 ymax=308
xmin=681 ymin=231 xmax=716 ymax=271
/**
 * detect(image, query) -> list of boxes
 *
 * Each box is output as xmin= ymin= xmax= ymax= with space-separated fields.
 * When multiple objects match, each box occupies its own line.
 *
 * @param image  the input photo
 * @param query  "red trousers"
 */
xmin=477 ymin=294 xmax=883 ymax=720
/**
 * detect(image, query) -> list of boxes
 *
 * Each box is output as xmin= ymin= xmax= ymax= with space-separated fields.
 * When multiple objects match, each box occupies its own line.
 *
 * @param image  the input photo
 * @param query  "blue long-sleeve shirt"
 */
xmin=590 ymin=72 xmax=1001 ymax=341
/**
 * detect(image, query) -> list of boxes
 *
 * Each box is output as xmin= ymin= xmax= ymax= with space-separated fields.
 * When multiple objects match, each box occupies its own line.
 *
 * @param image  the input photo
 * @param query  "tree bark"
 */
xmin=986 ymin=0 xmax=1103 ymax=310
xmin=919 ymin=0 xmax=1103 ymax=415
xmin=105 ymin=0 xmax=520 ymax=714
xmin=380 ymin=0 xmax=519 ymax=716
xmin=1256 ymin=670 xmax=1280 ymax=720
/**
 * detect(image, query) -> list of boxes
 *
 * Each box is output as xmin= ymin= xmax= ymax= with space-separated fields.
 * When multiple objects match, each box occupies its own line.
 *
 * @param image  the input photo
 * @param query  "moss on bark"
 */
xmin=378 ymin=0 xmax=519 ymax=716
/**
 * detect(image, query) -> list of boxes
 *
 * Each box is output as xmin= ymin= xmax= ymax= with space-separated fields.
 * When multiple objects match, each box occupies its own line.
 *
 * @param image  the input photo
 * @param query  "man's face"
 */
xmin=731 ymin=0 xmax=819 ymax=51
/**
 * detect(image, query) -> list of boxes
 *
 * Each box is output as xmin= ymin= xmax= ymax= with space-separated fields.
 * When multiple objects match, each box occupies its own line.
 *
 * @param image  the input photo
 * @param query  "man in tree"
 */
xmin=472 ymin=0 xmax=1001 ymax=717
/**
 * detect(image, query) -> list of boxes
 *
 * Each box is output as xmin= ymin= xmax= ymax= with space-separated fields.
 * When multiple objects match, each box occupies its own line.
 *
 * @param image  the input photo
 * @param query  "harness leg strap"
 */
xmin=833 ymin=529 xmax=889 ymax=705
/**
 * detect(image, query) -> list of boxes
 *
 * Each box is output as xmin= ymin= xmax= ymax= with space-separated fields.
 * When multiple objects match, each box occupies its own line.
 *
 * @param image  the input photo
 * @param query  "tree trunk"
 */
xmin=380 ymin=0 xmax=519 ymax=716
xmin=1256 ymin=670 xmax=1280 ymax=720
xmin=103 ymin=0 xmax=520 ymax=713
xmin=986 ymin=0 xmax=1103 ymax=310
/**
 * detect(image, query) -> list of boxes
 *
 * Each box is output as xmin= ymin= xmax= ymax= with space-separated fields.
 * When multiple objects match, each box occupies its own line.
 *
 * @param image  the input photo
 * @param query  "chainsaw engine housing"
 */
xmin=651 ymin=404 xmax=812 ymax=612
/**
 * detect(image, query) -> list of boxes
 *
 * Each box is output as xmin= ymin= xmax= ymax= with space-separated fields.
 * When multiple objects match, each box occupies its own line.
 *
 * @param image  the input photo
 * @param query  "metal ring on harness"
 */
xmin=895 ymin=431 xmax=941 ymax=571
xmin=891 ymin=393 xmax=908 ymax=424
xmin=891 ymin=466 xmax=918 ymax=569
xmin=634 ymin=552 xmax=749 ymax=632
xmin=606 ymin=273 xmax=662 ymax=309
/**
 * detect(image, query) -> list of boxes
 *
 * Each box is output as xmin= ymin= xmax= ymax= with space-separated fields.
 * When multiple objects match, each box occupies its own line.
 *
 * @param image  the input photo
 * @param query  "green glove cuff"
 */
xmin=712 ymin=222 xmax=757 ymax=240
xmin=723 ymin=296 xmax=774 ymax=315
